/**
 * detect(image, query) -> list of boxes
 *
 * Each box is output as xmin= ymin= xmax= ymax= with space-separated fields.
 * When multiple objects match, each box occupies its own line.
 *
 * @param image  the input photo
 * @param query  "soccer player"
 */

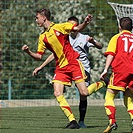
xmin=100 ymin=17 xmax=133 ymax=133
xmin=22 ymin=8 xmax=107 ymax=129
xmin=32 ymin=16 xmax=103 ymax=128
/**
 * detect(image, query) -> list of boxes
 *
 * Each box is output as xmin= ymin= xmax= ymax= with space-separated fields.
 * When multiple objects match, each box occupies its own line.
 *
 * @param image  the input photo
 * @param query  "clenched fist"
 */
xmin=22 ymin=45 xmax=30 ymax=53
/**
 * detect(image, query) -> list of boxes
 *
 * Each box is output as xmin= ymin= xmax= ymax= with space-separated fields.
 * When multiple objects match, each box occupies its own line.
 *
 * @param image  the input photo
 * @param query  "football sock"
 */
xmin=56 ymin=95 xmax=75 ymax=122
xmin=79 ymin=99 xmax=87 ymax=122
xmin=124 ymin=96 xmax=133 ymax=120
xmin=87 ymin=81 xmax=105 ymax=95
xmin=104 ymin=91 xmax=116 ymax=125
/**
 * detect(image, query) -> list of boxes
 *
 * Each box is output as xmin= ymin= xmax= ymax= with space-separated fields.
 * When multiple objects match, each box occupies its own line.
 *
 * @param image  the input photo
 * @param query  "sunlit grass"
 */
xmin=0 ymin=106 xmax=132 ymax=133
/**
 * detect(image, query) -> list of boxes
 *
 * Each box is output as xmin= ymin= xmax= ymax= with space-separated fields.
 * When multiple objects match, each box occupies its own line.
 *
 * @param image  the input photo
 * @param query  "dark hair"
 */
xmin=36 ymin=8 xmax=51 ymax=20
xmin=120 ymin=17 xmax=132 ymax=31
xmin=67 ymin=16 xmax=79 ymax=25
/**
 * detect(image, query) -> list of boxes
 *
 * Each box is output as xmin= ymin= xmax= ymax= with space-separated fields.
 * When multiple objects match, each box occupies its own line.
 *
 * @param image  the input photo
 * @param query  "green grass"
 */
xmin=0 ymin=106 xmax=132 ymax=133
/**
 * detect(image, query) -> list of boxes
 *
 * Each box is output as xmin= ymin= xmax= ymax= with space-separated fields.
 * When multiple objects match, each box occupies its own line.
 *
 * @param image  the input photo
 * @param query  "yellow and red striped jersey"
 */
xmin=37 ymin=22 xmax=79 ymax=68
xmin=104 ymin=30 xmax=133 ymax=73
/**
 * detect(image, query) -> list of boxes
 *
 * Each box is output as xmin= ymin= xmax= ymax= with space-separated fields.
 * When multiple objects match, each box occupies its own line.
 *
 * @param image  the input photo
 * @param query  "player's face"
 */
xmin=36 ymin=13 xmax=46 ymax=27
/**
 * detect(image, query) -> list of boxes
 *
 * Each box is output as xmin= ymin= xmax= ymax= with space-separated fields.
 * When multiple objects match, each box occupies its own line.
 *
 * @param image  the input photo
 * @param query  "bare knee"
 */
xmin=54 ymin=91 xmax=62 ymax=97
xmin=76 ymin=82 xmax=88 ymax=96
xmin=80 ymin=90 xmax=88 ymax=96
xmin=53 ymin=83 xmax=64 ymax=97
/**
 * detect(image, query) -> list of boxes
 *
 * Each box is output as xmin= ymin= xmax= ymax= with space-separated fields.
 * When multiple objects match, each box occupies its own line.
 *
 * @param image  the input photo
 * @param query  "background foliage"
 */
xmin=0 ymin=0 xmax=132 ymax=99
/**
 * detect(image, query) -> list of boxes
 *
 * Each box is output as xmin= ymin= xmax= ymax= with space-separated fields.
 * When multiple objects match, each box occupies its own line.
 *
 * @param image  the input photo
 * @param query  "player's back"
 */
xmin=112 ymin=30 xmax=133 ymax=73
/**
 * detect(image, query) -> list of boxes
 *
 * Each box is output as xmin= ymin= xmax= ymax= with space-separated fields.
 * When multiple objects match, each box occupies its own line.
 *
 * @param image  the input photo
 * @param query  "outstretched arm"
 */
xmin=87 ymin=37 xmax=102 ymax=49
xmin=100 ymin=55 xmax=114 ymax=80
xmin=32 ymin=53 xmax=54 ymax=76
xmin=22 ymin=44 xmax=42 ymax=60
xmin=73 ymin=14 xmax=93 ymax=32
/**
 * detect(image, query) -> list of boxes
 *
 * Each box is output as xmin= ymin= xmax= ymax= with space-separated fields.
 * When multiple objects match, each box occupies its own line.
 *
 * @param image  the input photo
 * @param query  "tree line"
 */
xmin=0 ymin=0 xmax=131 ymax=99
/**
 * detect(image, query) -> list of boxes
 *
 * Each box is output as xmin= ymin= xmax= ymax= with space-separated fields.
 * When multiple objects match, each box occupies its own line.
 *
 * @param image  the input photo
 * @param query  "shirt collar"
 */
xmin=121 ymin=30 xmax=131 ymax=33
xmin=46 ymin=22 xmax=55 ymax=32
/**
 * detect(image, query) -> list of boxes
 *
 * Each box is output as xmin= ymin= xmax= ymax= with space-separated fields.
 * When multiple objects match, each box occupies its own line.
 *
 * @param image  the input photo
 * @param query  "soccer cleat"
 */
xmin=103 ymin=122 xmax=118 ymax=133
xmin=65 ymin=120 xmax=80 ymax=129
xmin=78 ymin=121 xmax=87 ymax=128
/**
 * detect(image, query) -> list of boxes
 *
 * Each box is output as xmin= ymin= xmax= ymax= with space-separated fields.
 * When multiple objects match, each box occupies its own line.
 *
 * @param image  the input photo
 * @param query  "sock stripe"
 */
xmin=62 ymin=106 xmax=72 ymax=114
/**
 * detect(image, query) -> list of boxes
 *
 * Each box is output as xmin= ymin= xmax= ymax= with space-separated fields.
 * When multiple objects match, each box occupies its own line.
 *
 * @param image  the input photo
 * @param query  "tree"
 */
xmin=1 ymin=0 xmax=132 ymax=99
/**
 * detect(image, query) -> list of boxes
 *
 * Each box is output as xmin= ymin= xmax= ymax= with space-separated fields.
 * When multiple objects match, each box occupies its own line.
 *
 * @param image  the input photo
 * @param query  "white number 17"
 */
xmin=122 ymin=37 xmax=133 ymax=53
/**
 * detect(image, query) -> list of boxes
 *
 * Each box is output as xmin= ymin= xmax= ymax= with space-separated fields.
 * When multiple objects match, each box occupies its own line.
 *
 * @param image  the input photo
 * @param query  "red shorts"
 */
xmin=108 ymin=72 xmax=133 ymax=91
xmin=52 ymin=59 xmax=86 ymax=86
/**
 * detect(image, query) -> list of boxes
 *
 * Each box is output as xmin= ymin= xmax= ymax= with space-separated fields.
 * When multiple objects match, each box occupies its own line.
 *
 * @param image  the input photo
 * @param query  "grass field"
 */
xmin=0 ymin=106 xmax=132 ymax=133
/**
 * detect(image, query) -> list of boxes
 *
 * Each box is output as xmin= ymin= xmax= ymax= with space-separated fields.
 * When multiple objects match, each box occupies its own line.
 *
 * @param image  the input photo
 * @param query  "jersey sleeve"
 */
xmin=37 ymin=34 xmax=46 ymax=55
xmin=104 ymin=34 xmax=119 ymax=57
xmin=61 ymin=22 xmax=76 ymax=34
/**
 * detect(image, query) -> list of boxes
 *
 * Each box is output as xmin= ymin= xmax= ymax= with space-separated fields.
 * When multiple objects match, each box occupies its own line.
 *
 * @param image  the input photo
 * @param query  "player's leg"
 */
xmin=53 ymin=65 xmax=80 ymax=129
xmin=87 ymin=77 xmax=109 ymax=95
xmin=53 ymin=82 xmax=79 ymax=129
xmin=103 ymin=89 xmax=118 ymax=133
xmin=124 ymin=88 xmax=133 ymax=133
xmin=78 ymin=95 xmax=87 ymax=128
xmin=124 ymin=74 xmax=133 ymax=133
xmin=74 ymin=71 xmax=109 ymax=96
xmin=54 ymin=82 xmax=80 ymax=129
xmin=73 ymin=59 xmax=109 ymax=95
xmin=78 ymin=71 xmax=90 ymax=128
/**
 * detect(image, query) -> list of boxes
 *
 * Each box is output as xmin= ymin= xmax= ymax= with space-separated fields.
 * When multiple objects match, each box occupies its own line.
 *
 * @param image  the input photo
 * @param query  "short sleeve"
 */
xmin=61 ymin=22 xmax=76 ymax=34
xmin=104 ymin=34 xmax=119 ymax=57
xmin=37 ymin=34 xmax=46 ymax=55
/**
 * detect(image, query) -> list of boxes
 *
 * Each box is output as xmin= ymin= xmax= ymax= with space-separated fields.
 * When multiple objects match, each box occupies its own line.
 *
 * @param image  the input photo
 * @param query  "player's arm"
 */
xmin=100 ymin=54 xmax=114 ymax=80
xmin=100 ymin=35 xmax=117 ymax=80
xmin=32 ymin=53 xmax=54 ymax=76
xmin=87 ymin=37 xmax=102 ymax=49
xmin=22 ymin=44 xmax=42 ymax=60
xmin=22 ymin=34 xmax=47 ymax=60
xmin=73 ymin=14 xmax=92 ymax=32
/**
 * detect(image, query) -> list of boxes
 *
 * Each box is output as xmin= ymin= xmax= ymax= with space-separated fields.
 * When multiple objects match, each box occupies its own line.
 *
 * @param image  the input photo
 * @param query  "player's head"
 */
xmin=67 ymin=16 xmax=79 ymax=26
xmin=36 ymin=8 xmax=51 ymax=27
xmin=119 ymin=17 xmax=132 ymax=31
xmin=68 ymin=16 xmax=79 ymax=37
xmin=36 ymin=8 xmax=51 ymax=20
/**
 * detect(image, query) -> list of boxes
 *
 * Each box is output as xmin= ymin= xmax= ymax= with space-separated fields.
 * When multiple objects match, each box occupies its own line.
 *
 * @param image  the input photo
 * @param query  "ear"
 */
xmin=43 ymin=16 xmax=46 ymax=22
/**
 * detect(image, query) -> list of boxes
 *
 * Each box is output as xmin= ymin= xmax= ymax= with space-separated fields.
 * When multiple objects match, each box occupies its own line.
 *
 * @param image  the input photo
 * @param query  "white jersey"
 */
xmin=69 ymin=33 xmax=94 ymax=73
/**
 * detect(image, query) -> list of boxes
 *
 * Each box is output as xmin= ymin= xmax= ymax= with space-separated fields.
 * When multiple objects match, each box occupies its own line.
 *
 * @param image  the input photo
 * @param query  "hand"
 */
xmin=22 ymin=45 xmax=29 ymax=53
xmin=87 ymin=37 xmax=95 ymax=44
xmin=32 ymin=67 xmax=42 ymax=76
xmin=84 ymin=14 xmax=93 ymax=24
xmin=100 ymin=69 xmax=107 ymax=80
